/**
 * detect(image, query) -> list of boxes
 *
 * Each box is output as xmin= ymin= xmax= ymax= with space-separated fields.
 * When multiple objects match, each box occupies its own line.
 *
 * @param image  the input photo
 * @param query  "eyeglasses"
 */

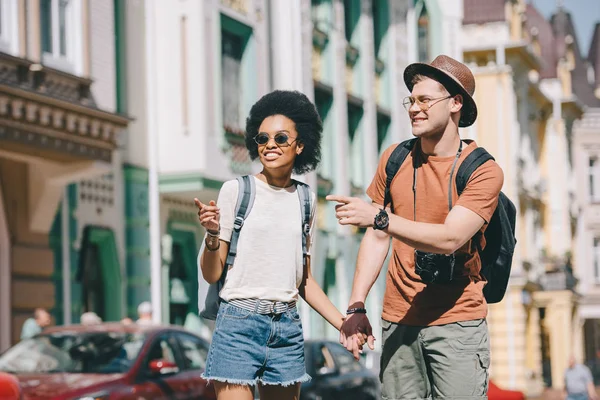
xmin=402 ymin=95 xmax=453 ymax=112
xmin=253 ymin=132 xmax=298 ymax=147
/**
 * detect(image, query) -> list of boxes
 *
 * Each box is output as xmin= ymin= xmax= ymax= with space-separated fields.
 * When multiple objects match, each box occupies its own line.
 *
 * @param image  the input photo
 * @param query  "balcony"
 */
xmin=0 ymin=52 xmax=129 ymax=163
xmin=539 ymin=268 xmax=578 ymax=291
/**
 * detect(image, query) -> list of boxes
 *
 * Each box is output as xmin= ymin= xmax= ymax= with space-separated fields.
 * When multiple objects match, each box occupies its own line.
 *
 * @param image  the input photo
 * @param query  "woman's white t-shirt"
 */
xmin=216 ymin=176 xmax=316 ymax=303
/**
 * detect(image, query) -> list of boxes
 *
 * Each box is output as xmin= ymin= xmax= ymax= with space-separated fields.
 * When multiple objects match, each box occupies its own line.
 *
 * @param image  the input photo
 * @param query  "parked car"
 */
xmin=488 ymin=379 xmax=526 ymax=400
xmin=301 ymin=340 xmax=380 ymax=400
xmin=0 ymin=372 xmax=20 ymax=400
xmin=0 ymin=323 xmax=216 ymax=400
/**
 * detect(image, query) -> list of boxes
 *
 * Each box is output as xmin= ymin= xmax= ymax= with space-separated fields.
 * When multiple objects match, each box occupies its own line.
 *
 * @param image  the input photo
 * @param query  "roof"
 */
xmin=463 ymin=0 xmax=506 ymax=25
xmin=550 ymin=9 xmax=600 ymax=107
xmin=525 ymin=4 xmax=557 ymax=79
xmin=589 ymin=23 xmax=600 ymax=89
xmin=41 ymin=322 xmax=186 ymax=335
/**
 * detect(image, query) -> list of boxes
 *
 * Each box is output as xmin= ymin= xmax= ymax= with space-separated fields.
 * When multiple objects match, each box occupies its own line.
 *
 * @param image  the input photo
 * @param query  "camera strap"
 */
xmin=413 ymin=139 xmax=463 ymax=221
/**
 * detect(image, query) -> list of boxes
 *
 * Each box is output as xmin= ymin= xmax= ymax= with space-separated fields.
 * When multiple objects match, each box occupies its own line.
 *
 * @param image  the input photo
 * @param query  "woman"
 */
xmin=195 ymin=90 xmax=346 ymax=400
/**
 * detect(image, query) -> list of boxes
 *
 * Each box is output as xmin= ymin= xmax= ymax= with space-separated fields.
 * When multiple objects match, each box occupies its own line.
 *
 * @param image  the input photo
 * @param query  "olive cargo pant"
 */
xmin=380 ymin=318 xmax=490 ymax=400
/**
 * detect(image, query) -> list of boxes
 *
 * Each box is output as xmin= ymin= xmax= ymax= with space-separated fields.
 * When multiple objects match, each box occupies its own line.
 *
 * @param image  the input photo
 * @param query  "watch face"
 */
xmin=375 ymin=210 xmax=389 ymax=229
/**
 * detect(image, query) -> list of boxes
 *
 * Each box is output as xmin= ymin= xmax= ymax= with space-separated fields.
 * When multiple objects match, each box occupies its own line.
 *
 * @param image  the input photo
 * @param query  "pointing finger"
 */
xmin=326 ymin=195 xmax=353 ymax=204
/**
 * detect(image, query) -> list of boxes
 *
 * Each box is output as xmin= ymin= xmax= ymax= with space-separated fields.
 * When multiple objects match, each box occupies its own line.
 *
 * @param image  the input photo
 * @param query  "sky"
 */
xmin=529 ymin=0 xmax=600 ymax=58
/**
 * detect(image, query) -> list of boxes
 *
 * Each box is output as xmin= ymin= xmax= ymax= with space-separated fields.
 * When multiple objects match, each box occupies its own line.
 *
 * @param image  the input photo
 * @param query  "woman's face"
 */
xmin=255 ymin=114 xmax=303 ymax=173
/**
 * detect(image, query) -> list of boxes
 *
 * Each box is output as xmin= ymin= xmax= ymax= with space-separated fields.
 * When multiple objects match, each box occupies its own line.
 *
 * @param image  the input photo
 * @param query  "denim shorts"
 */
xmin=201 ymin=301 xmax=311 ymax=386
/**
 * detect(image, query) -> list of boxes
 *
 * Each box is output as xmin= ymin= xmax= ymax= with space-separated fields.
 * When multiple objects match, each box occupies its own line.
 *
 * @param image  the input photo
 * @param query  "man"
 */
xmin=136 ymin=301 xmax=154 ymax=326
xmin=327 ymin=55 xmax=503 ymax=399
xmin=20 ymin=308 xmax=51 ymax=340
xmin=565 ymin=356 xmax=598 ymax=400
xmin=80 ymin=311 xmax=102 ymax=326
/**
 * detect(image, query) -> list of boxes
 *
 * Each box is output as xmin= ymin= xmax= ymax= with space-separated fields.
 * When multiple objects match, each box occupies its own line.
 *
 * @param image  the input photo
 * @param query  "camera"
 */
xmin=414 ymin=250 xmax=455 ymax=284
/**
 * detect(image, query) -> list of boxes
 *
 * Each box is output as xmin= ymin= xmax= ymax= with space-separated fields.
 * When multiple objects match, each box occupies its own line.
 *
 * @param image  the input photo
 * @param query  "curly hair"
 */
xmin=245 ymin=90 xmax=322 ymax=175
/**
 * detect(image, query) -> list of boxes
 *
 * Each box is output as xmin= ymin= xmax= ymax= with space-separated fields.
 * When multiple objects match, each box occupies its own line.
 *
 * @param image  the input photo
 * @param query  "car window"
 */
xmin=176 ymin=334 xmax=208 ymax=370
xmin=0 ymin=332 xmax=146 ymax=374
xmin=326 ymin=343 xmax=362 ymax=374
xmin=146 ymin=336 xmax=178 ymax=365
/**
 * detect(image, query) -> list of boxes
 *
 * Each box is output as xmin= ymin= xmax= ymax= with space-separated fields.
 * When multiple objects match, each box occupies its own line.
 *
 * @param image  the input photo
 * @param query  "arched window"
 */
xmin=417 ymin=3 xmax=430 ymax=62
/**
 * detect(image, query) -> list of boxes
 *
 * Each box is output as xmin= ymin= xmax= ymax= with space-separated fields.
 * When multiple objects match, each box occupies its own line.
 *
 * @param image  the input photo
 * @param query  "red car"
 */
xmin=0 ymin=323 xmax=216 ymax=400
xmin=488 ymin=380 xmax=526 ymax=400
xmin=0 ymin=372 xmax=20 ymax=400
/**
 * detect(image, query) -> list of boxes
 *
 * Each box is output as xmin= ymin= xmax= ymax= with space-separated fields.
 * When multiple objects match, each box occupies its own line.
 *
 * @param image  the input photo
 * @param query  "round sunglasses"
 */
xmin=253 ymin=132 xmax=298 ymax=147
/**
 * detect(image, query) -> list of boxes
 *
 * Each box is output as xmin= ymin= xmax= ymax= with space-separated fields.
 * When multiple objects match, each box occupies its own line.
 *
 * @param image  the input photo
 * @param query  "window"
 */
xmin=40 ymin=0 xmax=81 ymax=73
xmin=377 ymin=112 xmax=391 ymax=152
xmin=221 ymin=29 xmax=244 ymax=131
xmin=372 ymin=0 xmax=389 ymax=58
xmin=0 ymin=0 xmax=18 ymax=54
xmin=177 ymin=334 xmax=208 ymax=370
xmin=590 ymin=157 xmax=600 ymax=203
xmin=594 ymin=238 xmax=600 ymax=283
xmin=343 ymin=0 xmax=359 ymax=43
xmin=417 ymin=4 xmax=430 ymax=62
xmin=146 ymin=336 xmax=178 ymax=365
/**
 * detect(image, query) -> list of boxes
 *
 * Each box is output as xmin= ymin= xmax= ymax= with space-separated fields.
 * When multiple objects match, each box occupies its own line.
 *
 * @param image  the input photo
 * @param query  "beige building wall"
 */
xmin=0 ymin=159 xmax=55 ymax=345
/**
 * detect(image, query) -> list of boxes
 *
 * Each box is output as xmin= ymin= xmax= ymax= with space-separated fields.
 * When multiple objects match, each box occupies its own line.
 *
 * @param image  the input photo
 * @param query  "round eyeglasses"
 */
xmin=402 ymin=95 xmax=453 ymax=112
xmin=254 ymin=132 xmax=298 ymax=147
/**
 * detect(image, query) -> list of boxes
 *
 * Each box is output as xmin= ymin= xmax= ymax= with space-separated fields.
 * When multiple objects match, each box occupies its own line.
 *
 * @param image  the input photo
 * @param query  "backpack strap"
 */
xmin=296 ymin=181 xmax=312 ymax=267
xmin=225 ymin=175 xmax=256 ymax=267
xmin=384 ymin=138 xmax=417 ymax=210
xmin=456 ymin=147 xmax=495 ymax=196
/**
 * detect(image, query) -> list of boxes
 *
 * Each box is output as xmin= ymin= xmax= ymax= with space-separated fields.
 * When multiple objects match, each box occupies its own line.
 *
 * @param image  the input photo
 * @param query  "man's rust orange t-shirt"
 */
xmin=366 ymin=140 xmax=504 ymax=326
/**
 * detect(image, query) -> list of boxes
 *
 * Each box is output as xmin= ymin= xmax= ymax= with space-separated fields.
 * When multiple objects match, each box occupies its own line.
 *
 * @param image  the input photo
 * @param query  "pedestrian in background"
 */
xmin=136 ymin=301 xmax=154 ymax=326
xmin=565 ymin=355 xmax=598 ymax=400
xmin=80 ymin=311 xmax=102 ymax=326
xmin=20 ymin=308 xmax=51 ymax=340
xmin=195 ymin=90 xmax=348 ymax=400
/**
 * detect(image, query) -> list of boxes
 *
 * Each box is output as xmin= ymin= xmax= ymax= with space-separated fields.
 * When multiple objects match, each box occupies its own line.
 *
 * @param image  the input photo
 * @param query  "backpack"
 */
xmin=198 ymin=175 xmax=313 ymax=320
xmin=384 ymin=139 xmax=516 ymax=304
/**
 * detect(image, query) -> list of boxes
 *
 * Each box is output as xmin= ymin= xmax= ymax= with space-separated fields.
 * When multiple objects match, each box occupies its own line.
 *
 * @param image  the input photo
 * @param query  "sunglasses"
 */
xmin=253 ymin=132 xmax=298 ymax=147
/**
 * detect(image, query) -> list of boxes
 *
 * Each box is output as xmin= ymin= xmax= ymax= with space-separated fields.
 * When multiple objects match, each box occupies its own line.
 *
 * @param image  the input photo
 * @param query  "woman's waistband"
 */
xmin=226 ymin=298 xmax=297 ymax=315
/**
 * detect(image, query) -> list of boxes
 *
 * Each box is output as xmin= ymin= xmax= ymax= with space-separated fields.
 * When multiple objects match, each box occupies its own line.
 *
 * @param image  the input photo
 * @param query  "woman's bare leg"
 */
xmin=213 ymin=381 xmax=255 ymax=400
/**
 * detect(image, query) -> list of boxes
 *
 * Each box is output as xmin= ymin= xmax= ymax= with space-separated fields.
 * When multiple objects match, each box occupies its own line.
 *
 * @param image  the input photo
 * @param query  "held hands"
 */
xmin=194 ymin=198 xmax=220 ymax=232
xmin=340 ymin=304 xmax=376 ymax=360
xmin=326 ymin=195 xmax=379 ymax=228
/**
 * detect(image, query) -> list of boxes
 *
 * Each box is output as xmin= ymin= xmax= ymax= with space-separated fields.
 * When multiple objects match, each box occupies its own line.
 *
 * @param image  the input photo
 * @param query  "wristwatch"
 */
xmin=373 ymin=209 xmax=389 ymax=230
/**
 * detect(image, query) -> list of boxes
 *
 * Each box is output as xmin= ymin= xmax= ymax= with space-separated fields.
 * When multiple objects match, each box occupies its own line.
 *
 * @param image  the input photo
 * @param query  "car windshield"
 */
xmin=0 ymin=331 xmax=146 ymax=374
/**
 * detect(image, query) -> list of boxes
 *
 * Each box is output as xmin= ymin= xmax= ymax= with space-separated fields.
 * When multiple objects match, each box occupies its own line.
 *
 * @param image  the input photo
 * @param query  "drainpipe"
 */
xmin=61 ymin=187 xmax=71 ymax=325
xmin=145 ymin=0 xmax=162 ymax=324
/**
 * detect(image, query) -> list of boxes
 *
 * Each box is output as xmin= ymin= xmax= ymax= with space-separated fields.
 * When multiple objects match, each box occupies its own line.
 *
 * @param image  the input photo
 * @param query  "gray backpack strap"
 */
xmin=296 ymin=181 xmax=312 ymax=266
xmin=225 ymin=175 xmax=256 ymax=267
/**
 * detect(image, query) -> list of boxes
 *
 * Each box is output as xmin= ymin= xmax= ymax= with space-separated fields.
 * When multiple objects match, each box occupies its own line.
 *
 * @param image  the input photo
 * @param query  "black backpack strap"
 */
xmin=225 ymin=175 xmax=256 ymax=267
xmin=296 ymin=181 xmax=312 ymax=267
xmin=384 ymin=138 xmax=417 ymax=210
xmin=456 ymin=147 xmax=495 ymax=196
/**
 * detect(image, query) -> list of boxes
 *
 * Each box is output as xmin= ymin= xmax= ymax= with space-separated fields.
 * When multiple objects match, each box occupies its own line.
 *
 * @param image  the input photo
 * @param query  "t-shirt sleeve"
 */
xmin=216 ymin=180 xmax=239 ymax=243
xmin=366 ymin=144 xmax=396 ymax=206
xmin=455 ymin=160 xmax=504 ymax=223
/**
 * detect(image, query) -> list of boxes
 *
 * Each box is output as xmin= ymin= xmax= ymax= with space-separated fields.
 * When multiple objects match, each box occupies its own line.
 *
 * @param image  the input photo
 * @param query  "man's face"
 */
xmin=36 ymin=311 xmax=51 ymax=327
xmin=407 ymin=77 xmax=456 ymax=138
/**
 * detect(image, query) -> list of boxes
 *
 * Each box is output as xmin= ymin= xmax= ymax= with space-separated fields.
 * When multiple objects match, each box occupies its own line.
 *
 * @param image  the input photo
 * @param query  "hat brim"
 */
xmin=404 ymin=63 xmax=478 ymax=128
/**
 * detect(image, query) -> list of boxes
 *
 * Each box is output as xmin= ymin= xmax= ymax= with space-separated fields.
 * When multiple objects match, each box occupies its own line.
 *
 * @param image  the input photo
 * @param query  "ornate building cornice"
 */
xmin=0 ymin=52 xmax=129 ymax=163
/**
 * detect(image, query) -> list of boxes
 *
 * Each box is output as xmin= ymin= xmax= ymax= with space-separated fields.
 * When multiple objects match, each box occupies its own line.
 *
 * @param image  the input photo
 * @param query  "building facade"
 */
xmin=462 ymin=0 xmax=588 ymax=395
xmin=0 ymin=0 xmax=129 ymax=351
xmin=573 ymin=21 xmax=600 ymax=378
